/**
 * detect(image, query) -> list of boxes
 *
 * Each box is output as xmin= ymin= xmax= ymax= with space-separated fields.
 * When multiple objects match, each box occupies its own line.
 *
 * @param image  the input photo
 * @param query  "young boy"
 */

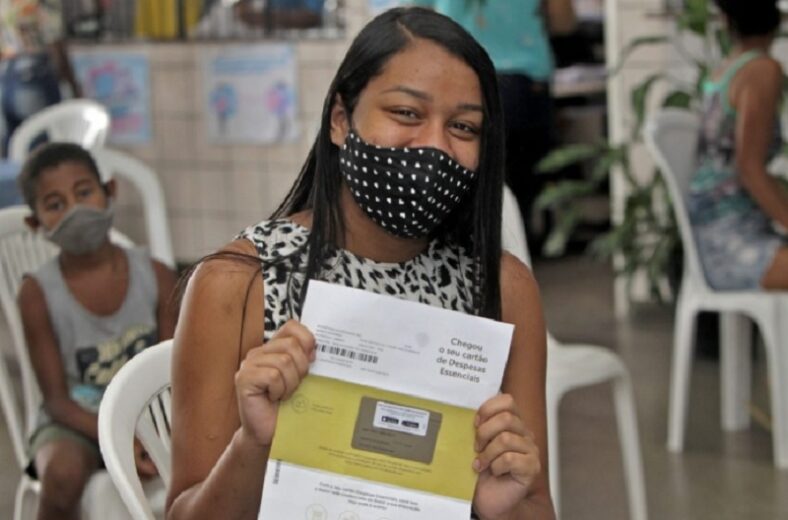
xmin=15 ymin=142 xmax=177 ymax=520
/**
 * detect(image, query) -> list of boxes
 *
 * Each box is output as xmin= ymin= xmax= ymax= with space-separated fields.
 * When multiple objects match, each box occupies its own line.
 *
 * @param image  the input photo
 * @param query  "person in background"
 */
xmin=234 ymin=0 xmax=324 ymax=30
xmin=16 ymin=143 xmax=177 ymax=520
xmin=413 ymin=0 xmax=575 ymax=254
xmin=0 ymin=0 xmax=82 ymax=156
xmin=192 ymin=0 xmax=324 ymax=38
xmin=167 ymin=6 xmax=554 ymax=520
xmin=688 ymin=0 xmax=788 ymax=291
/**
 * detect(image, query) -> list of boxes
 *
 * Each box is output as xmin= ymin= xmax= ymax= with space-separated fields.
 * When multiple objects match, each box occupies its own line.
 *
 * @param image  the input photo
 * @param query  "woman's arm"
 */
xmin=732 ymin=57 xmax=788 ymax=229
xmin=165 ymin=239 xmax=315 ymax=520
xmin=472 ymin=253 xmax=555 ymax=520
xmin=544 ymin=0 xmax=576 ymax=36
xmin=17 ymin=277 xmax=99 ymax=440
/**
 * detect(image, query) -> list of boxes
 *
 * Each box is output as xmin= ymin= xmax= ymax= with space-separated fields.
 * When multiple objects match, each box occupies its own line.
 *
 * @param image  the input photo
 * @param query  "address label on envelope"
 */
xmin=352 ymin=397 xmax=442 ymax=464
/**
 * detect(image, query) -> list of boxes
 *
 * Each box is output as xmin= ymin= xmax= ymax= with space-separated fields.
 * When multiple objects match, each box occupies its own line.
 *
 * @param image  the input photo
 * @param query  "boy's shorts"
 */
xmin=25 ymin=422 xmax=103 ymax=479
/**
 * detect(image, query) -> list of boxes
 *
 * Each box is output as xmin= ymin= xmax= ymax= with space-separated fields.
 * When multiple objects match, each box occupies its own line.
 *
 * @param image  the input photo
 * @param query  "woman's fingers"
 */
xmin=236 ymin=360 xmax=289 ymax=402
xmin=238 ymin=320 xmax=316 ymax=402
xmin=272 ymin=319 xmax=316 ymax=360
xmin=475 ymin=429 xmax=537 ymax=471
xmin=476 ymin=393 xmax=519 ymax=427
xmin=472 ymin=392 xmax=541 ymax=487
xmin=243 ymin=342 xmax=311 ymax=399
xmin=474 ymin=394 xmax=526 ymax=452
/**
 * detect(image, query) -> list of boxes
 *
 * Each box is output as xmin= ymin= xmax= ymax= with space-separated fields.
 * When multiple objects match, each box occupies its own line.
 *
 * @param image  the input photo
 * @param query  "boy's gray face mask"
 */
xmin=43 ymin=204 xmax=114 ymax=255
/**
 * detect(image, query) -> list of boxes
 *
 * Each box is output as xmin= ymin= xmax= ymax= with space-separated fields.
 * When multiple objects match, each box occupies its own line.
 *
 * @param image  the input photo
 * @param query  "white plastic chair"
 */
xmin=8 ymin=99 xmax=111 ymax=163
xmin=92 ymin=148 xmax=175 ymax=268
xmin=644 ymin=108 xmax=788 ymax=469
xmin=98 ymin=339 xmax=173 ymax=520
xmin=0 ymin=205 xmax=137 ymax=520
xmin=501 ymin=187 xmax=648 ymax=520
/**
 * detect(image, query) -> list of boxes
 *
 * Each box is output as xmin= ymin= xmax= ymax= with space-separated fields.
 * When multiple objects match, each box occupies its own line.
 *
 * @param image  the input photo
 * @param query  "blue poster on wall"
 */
xmin=71 ymin=51 xmax=152 ymax=145
xmin=203 ymin=44 xmax=299 ymax=144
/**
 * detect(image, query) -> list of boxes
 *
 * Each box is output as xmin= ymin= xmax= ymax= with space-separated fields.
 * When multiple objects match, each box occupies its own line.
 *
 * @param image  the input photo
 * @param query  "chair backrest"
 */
xmin=98 ymin=339 xmax=173 ymax=520
xmin=0 ymin=206 xmax=134 ymax=469
xmin=643 ymin=109 xmax=707 ymax=291
xmin=500 ymin=185 xmax=565 ymax=349
xmin=501 ymin=185 xmax=533 ymax=268
xmin=0 ymin=207 xmax=55 ymax=466
xmin=93 ymin=148 xmax=175 ymax=268
xmin=8 ymin=99 xmax=111 ymax=163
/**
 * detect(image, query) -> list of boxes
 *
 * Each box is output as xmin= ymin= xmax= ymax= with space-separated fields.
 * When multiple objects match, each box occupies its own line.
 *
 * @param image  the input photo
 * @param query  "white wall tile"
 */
xmin=160 ymin=165 xmax=198 ymax=213
xmin=200 ymin=215 xmax=237 ymax=253
xmin=170 ymin=215 xmax=199 ymax=261
xmin=196 ymin=168 xmax=232 ymax=213
xmin=230 ymin=169 xmax=267 ymax=211
xmin=152 ymin=65 xmax=196 ymax=116
xmin=94 ymin=2 xmax=383 ymax=263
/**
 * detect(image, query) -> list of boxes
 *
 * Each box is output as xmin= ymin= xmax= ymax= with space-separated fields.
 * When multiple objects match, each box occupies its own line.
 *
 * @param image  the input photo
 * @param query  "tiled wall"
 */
xmin=76 ymin=0 xmax=372 ymax=264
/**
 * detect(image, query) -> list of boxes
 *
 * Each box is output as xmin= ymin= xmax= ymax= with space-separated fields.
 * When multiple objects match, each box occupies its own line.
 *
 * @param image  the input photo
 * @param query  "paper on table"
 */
xmin=259 ymin=280 xmax=514 ymax=520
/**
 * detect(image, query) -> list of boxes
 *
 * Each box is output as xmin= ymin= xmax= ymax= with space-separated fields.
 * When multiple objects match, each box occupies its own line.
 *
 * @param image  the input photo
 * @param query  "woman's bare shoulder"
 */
xmin=736 ymin=55 xmax=783 ymax=91
xmin=499 ymin=251 xmax=538 ymax=292
xmin=179 ymin=238 xmax=263 ymax=328
xmin=499 ymin=251 xmax=542 ymax=324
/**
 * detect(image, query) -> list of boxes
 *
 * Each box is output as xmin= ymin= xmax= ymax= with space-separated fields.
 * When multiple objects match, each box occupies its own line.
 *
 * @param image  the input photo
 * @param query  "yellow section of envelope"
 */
xmin=270 ymin=374 xmax=477 ymax=501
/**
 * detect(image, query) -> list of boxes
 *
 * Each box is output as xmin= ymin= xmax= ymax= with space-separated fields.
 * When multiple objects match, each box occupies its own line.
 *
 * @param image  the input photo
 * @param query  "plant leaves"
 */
xmin=588 ymin=144 xmax=627 ymax=182
xmin=677 ymin=0 xmax=710 ymax=36
xmin=536 ymin=143 xmax=601 ymax=173
xmin=609 ymin=36 xmax=669 ymax=76
xmin=630 ymin=73 xmax=665 ymax=139
xmin=662 ymin=90 xmax=693 ymax=109
xmin=714 ymin=27 xmax=732 ymax=57
xmin=534 ymin=180 xmax=597 ymax=211
xmin=541 ymin=207 xmax=580 ymax=257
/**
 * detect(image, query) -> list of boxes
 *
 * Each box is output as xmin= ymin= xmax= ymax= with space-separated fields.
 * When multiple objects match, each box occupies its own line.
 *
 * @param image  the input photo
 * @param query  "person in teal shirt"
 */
xmin=413 ymin=0 xmax=575 ymax=252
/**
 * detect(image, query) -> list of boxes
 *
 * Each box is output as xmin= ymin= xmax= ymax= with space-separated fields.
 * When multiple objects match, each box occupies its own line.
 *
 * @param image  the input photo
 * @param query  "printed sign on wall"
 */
xmin=72 ymin=51 xmax=152 ymax=145
xmin=202 ymin=44 xmax=299 ymax=144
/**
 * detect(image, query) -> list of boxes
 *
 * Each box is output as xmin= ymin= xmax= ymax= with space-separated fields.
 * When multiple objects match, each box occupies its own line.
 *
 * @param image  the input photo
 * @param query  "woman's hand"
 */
xmin=234 ymin=320 xmax=316 ymax=448
xmin=472 ymin=393 xmax=541 ymax=520
xmin=134 ymin=438 xmax=158 ymax=479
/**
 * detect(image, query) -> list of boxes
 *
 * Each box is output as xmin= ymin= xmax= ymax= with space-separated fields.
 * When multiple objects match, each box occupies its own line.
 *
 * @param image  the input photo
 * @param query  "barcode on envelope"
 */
xmin=317 ymin=344 xmax=378 ymax=364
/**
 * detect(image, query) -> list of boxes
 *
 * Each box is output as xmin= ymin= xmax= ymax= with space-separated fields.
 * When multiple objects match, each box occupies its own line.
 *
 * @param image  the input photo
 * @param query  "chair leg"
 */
xmin=720 ymin=312 xmax=751 ymax=431
xmin=765 ymin=308 xmax=788 ymax=469
xmin=612 ymin=373 xmax=648 ymax=520
xmin=14 ymin=476 xmax=39 ymax=520
xmin=546 ymin=390 xmax=562 ymax=519
xmin=668 ymin=305 xmax=697 ymax=452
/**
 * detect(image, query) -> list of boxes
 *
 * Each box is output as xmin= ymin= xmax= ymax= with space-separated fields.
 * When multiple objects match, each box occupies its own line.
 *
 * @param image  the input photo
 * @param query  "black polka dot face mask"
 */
xmin=339 ymin=129 xmax=477 ymax=238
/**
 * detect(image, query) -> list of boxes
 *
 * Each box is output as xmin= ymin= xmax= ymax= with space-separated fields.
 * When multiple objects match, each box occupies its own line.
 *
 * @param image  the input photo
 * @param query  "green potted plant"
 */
xmin=534 ymin=0 xmax=750 ymax=301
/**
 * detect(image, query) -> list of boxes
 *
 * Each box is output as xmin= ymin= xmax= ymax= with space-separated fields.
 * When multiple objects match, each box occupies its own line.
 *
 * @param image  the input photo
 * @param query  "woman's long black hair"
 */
xmin=273 ymin=6 xmax=505 ymax=319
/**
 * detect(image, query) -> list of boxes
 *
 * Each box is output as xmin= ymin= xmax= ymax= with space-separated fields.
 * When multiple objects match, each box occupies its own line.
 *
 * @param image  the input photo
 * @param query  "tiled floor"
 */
xmin=1 ymin=254 xmax=787 ymax=519
xmin=533 ymin=256 xmax=788 ymax=520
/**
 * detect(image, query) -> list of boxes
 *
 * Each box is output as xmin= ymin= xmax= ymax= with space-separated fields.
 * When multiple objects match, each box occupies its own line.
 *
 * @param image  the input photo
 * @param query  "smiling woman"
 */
xmin=167 ymin=7 xmax=555 ymax=520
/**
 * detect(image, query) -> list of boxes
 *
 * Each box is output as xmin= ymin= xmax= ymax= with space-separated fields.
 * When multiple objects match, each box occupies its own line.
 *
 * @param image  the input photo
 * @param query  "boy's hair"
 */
xmin=17 ymin=142 xmax=103 ymax=210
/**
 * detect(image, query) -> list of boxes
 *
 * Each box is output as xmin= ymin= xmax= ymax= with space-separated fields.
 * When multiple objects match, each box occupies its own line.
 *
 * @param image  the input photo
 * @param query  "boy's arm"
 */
xmin=17 ymin=277 xmax=98 ymax=441
xmin=151 ymin=260 xmax=178 ymax=340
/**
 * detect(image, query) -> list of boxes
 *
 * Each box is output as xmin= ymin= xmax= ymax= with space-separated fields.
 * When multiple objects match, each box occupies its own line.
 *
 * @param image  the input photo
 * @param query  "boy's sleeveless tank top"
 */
xmin=30 ymin=246 xmax=159 ymax=411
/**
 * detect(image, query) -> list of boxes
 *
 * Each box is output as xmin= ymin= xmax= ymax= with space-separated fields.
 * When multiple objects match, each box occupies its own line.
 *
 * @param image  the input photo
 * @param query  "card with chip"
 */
xmin=352 ymin=397 xmax=442 ymax=464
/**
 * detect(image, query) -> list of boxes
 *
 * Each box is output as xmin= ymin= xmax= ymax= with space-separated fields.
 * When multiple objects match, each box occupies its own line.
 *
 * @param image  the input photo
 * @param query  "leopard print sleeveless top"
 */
xmin=239 ymin=219 xmax=478 ymax=340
